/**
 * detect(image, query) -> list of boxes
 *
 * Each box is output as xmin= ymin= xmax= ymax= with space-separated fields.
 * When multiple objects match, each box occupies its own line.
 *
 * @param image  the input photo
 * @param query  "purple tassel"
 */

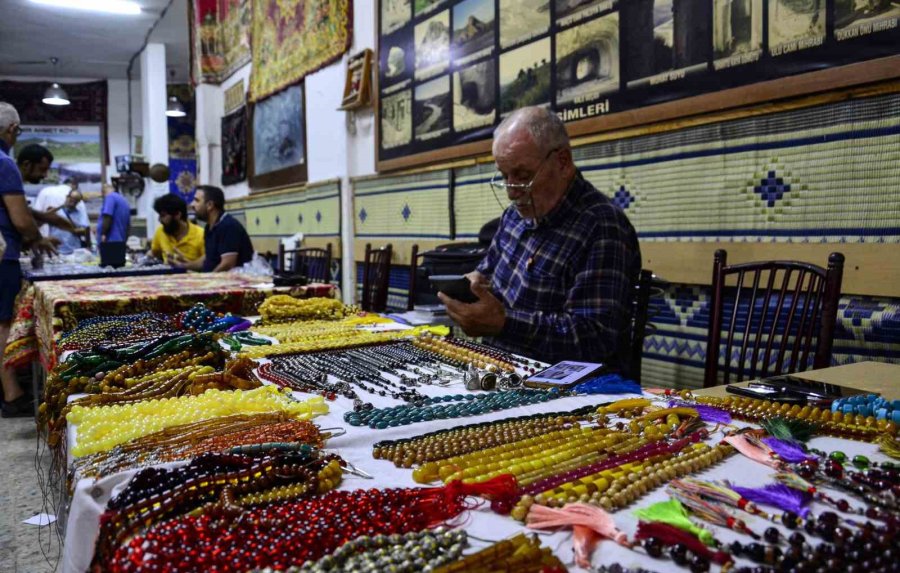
xmin=761 ymin=437 xmax=816 ymax=464
xmin=668 ymin=401 xmax=732 ymax=425
xmin=728 ymin=482 xmax=812 ymax=518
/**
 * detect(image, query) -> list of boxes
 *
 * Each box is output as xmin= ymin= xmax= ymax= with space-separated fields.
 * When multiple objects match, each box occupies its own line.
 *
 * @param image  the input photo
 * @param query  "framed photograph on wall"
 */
xmin=248 ymin=82 xmax=308 ymax=191
xmin=221 ymin=107 xmax=248 ymax=185
xmin=375 ymin=0 xmax=900 ymax=172
xmin=13 ymin=123 xmax=107 ymax=216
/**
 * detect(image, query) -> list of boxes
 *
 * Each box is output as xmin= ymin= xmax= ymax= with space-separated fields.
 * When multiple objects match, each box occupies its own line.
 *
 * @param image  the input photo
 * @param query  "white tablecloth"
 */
xmin=61 ymin=383 xmax=889 ymax=573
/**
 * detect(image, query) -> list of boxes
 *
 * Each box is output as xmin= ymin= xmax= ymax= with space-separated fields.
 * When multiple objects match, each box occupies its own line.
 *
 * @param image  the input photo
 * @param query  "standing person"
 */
xmin=439 ymin=106 xmax=642 ymax=369
xmin=150 ymin=193 xmax=204 ymax=263
xmin=34 ymin=177 xmax=84 ymax=235
xmin=97 ymin=182 xmax=131 ymax=244
xmin=16 ymin=144 xmax=79 ymax=236
xmin=175 ymin=185 xmax=253 ymax=272
xmin=0 ymin=102 xmax=57 ymax=417
xmin=48 ymin=188 xmax=91 ymax=254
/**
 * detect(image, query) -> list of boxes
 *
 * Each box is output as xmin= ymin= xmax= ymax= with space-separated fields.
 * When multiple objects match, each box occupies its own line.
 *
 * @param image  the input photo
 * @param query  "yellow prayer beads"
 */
xmin=68 ymin=386 xmax=328 ymax=457
xmin=239 ymin=329 xmax=414 ymax=358
xmin=258 ymin=295 xmax=358 ymax=322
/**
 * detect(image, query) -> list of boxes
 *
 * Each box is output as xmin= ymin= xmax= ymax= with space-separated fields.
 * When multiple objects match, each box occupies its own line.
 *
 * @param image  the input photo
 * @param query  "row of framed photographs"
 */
xmin=378 ymin=0 xmax=900 ymax=163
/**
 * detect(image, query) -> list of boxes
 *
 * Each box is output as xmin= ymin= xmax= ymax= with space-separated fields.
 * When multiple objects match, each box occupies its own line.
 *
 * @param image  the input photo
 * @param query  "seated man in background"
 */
xmin=150 ymin=193 xmax=204 ymax=264
xmin=47 ymin=188 xmax=91 ymax=254
xmin=176 ymin=185 xmax=253 ymax=272
xmin=439 ymin=106 xmax=642 ymax=370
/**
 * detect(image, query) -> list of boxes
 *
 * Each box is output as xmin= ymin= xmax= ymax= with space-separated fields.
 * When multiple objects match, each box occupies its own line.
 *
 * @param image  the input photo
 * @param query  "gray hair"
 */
xmin=494 ymin=106 xmax=570 ymax=154
xmin=0 ymin=102 xmax=20 ymax=131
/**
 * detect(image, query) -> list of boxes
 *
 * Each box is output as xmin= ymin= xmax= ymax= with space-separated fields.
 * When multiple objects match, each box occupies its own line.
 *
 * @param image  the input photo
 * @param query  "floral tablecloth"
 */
xmin=12 ymin=274 xmax=282 ymax=369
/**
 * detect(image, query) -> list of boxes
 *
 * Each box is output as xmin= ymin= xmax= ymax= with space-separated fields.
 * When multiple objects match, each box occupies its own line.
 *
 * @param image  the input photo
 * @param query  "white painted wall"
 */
xmin=0 ymin=75 xmax=142 ymax=178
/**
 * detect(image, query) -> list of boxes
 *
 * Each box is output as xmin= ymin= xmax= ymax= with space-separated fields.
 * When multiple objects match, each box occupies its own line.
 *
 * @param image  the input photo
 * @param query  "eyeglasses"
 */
xmin=12 ymin=125 xmax=23 ymax=137
xmin=489 ymin=148 xmax=559 ymax=193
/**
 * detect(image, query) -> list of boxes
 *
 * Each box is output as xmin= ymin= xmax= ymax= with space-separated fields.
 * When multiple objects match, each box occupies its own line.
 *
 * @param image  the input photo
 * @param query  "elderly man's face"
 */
xmin=65 ymin=191 xmax=82 ymax=210
xmin=492 ymin=128 xmax=564 ymax=220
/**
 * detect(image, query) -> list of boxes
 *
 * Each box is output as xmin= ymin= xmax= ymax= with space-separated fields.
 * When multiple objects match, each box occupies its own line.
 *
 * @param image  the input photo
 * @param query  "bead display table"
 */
xmin=60 ymin=366 xmax=893 ymax=573
xmin=29 ymin=273 xmax=283 ymax=369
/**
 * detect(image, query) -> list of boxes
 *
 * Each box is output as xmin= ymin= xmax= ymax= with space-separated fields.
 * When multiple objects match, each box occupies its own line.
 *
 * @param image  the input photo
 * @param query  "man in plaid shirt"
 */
xmin=438 ymin=107 xmax=641 ymax=369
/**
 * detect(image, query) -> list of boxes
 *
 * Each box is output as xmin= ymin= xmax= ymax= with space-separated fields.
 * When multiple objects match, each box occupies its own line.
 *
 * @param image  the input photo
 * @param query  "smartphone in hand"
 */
xmin=429 ymin=275 xmax=479 ymax=303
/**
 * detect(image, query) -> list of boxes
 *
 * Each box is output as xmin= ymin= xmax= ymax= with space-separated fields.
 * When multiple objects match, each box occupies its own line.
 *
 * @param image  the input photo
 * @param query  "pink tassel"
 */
xmin=527 ymin=503 xmax=630 ymax=567
xmin=761 ymin=437 xmax=816 ymax=464
xmin=727 ymin=482 xmax=812 ymax=518
xmin=723 ymin=434 xmax=780 ymax=468
xmin=573 ymin=525 xmax=600 ymax=568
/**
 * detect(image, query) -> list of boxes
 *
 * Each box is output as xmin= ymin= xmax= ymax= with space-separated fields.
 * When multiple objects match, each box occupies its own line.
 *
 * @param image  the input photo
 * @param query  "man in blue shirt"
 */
xmin=48 ymin=188 xmax=91 ymax=254
xmin=439 ymin=106 xmax=641 ymax=369
xmin=176 ymin=185 xmax=253 ymax=272
xmin=0 ymin=102 xmax=57 ymax=417
xmin=97 ymin=183 xmax=131 ymax=243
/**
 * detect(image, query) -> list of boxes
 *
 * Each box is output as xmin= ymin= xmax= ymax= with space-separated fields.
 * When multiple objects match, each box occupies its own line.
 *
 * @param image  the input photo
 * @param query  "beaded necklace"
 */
xmin=343 ymin=388 xmax=569 ymax=429
xmin=73 ymin=414 xmax=325 ymax=478
xmin=68 ymin=386 xmax=328 ymax=457
xmin=257 ymin=295 xmax=358 ymax=322
xmin=102 ymin=479 xmax=518 ymax=573
xmin=690 ymin=394 xmax=897 ymax=441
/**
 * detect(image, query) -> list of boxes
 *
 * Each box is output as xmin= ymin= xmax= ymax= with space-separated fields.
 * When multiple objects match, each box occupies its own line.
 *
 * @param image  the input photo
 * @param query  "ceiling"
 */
xmin=0 ymin=0 xmax=191 ymax=82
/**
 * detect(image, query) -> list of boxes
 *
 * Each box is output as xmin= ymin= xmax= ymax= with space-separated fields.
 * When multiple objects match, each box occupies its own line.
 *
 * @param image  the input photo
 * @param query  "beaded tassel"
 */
xmin=527 ymin=502 xmax=629 ymax=567
xmin=634 ymin=521 xmax=733 ymax=565
xmin=667 ymin=400 xmax=732 ymax=424
xmin=760 ymin=436 xmax=816 ymax=464
xmin=633 ymin=499 xmax=716 ymax=546
xmin=726 ymin=482 xmax=812 ymax=518
xmin=723 ymin=433 xmax=781 ymax=468
xmin=878 ymin=434 xmax=900 ymax=459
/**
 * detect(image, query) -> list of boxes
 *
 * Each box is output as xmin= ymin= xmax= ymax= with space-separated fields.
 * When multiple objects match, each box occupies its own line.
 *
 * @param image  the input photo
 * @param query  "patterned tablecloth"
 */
xmin=11 ymin=273 xmax=281 ymax=369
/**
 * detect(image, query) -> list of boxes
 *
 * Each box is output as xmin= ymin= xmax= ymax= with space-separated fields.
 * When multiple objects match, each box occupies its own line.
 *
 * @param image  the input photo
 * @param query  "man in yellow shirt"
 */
xmin=150 ymin=194 xmax=204 ymax=263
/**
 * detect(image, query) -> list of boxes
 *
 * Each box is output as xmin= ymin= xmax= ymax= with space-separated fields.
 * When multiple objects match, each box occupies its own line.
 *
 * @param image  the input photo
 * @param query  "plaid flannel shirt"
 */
xmin=477 ymin=171 xmax=641 ymax=366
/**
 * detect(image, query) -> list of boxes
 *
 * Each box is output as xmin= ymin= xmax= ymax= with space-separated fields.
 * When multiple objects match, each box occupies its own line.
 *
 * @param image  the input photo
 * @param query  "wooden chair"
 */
xmin=703 ymin=249 xmax=844 ymax=387
xmin=407 ymin=244 xmax=423 ymax=311
xmin=278 ymin=243 xmax=332 ymax=283
xmin=625 ymin=269 xmax=664 ymax=384
xmin=361 ymin=243 xmax=392 ymax=312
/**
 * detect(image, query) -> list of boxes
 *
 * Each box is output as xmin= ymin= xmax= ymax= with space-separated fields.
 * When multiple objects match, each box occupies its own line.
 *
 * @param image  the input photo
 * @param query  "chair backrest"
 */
xmin=408 ymin=244 xmax=420 ymax=311
xmin=278 ymin=243 xmax=332 ymax=283
xmin=703 ymin=249 xmax=844 ymax=387
xmin=362 ymin=243 xmax=392 ymax=312
xmin=625 ymin=269 xmax=657 ymax=384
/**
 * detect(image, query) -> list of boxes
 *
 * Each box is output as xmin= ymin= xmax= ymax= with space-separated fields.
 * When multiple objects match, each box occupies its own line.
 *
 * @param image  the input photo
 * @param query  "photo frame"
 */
xmin=221 ymin=107 xmax=248 ymax=185
xmin=13 ymin=123 xmax=107 ymax=216
xmin=340 ymin=49 xmax=375 ymax=110
xmin=375 ymin=0 xmax=900 ymax=171
xmin=248 ymin=83 xmax=308 ymax=192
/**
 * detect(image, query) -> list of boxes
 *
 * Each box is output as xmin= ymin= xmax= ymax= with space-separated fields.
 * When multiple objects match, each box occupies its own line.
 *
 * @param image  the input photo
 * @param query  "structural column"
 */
xmin=139 ymin=43 xmax=169 ymax=239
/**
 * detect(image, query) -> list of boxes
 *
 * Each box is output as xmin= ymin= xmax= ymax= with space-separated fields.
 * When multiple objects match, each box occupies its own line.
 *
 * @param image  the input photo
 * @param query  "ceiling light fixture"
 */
xmin=165 ymin=96 xmax=186 ymax=118
xmin=29 ymin=0 xmax=142 ymax=15
xmin=42 ymin=83 xmax=70 ymax=106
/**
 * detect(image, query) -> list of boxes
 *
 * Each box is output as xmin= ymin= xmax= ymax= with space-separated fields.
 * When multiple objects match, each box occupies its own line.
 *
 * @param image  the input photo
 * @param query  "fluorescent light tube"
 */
xmin=30 ymin=0 xmax=142 ymax=15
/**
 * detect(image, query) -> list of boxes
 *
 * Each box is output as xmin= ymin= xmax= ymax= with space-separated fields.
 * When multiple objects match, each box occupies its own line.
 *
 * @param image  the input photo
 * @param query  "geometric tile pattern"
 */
xmin=353 ymin=171 xmax=452 ymax=240
xmin=228 ymin=180 xmax=340 ymax=241
xmin=640 ymin=285 xmax=900 ymax=389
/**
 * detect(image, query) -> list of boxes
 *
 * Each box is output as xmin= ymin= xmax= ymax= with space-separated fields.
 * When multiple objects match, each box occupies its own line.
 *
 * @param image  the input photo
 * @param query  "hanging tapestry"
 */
xmin=221 ymin=108 xmax=248 ymax=185
xmin=167 ymin=85 xmax=198 ymax=202
xmin=189 ymin=0 xmax=251 ymax=85
xmin=249 ymin=0 xmax=353 ymax=102
xmin=0 ymin=80 xmax=108 ymax=159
